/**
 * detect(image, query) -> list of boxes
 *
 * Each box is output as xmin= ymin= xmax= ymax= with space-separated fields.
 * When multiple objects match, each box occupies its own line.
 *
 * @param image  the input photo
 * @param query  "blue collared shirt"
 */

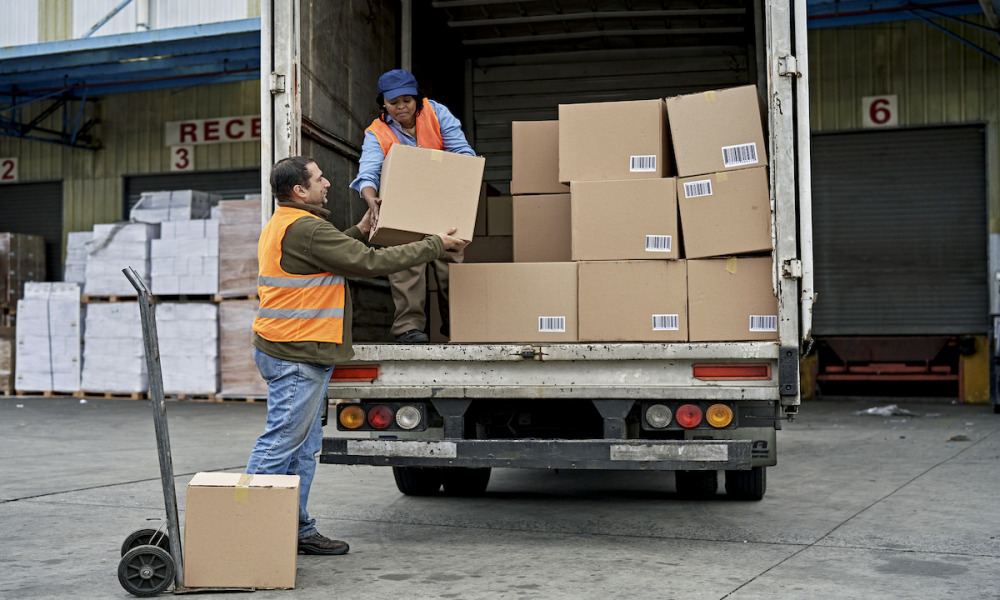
xmin=349 ymin=99 xmax=477 ymax=196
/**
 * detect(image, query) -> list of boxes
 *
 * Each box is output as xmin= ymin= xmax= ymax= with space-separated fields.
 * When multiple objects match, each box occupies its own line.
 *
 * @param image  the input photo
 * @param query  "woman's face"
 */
xmin=385 ymin=95 xmax=417 ymax=128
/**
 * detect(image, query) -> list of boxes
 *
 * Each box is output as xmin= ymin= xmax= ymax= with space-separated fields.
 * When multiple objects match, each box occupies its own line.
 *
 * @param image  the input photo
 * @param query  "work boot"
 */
xmin=298 ymin=532 xmax=350 ymax=555
xmin=395 ymin=329 xmax=429 ymax=344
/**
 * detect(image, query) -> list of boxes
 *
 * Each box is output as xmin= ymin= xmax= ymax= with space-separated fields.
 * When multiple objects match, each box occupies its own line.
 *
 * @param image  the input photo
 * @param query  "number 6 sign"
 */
xmin=862 ymin=95 xmax=898 ymax=128
xmin=0 ymin=157 xmax=18 ymax=182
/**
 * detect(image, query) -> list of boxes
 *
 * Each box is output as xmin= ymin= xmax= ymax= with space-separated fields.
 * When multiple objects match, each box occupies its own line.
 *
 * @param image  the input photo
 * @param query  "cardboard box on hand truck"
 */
xmin=183 ymin=472 xmax=300 ymax=589
xmin=369 ymin=144 xmax=486 ymax=246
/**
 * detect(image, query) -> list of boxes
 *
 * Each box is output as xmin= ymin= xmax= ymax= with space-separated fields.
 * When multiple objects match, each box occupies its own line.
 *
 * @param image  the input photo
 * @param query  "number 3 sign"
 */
xmin=862 ymin=95 xmax=898 ymax=128
xmin=171 ymin=145 xmax=194 ymax=171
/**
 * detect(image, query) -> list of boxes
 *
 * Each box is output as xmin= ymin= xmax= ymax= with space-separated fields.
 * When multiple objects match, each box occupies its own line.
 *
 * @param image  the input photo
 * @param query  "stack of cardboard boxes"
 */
xmin=450 ymin=84 xmax=778 ymax=343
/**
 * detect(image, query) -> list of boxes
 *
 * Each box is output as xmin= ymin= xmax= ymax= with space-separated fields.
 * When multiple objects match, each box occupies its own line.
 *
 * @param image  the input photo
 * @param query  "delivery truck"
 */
xmin=260 ymin=0 xmax=815 ymax=499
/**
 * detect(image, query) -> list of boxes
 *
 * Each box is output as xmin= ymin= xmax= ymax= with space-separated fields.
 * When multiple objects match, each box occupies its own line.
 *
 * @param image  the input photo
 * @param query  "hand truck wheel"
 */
xmin=118 ymin=544 xmax=175 ymax=597
xmin=120 ymin=527 xmax=170 ymax=557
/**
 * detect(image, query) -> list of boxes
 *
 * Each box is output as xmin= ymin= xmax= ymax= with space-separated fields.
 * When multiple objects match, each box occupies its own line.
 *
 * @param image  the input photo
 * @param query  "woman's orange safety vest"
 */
xmin=365 ymin=99 xmax=444 ymax=156
xmin=253 ymin=206 xmax=346 ymax=344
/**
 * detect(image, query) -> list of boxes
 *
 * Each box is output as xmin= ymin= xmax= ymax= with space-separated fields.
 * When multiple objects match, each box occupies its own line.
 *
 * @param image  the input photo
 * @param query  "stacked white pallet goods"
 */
xmin=150 ymin=220 xmax=220 ymax=295
xmin=156 ymin=302 xmax=219 ymax=396
xmin=129 ymin=190 xmax=218 ymax=223
xmin=14 ymin=282 xmax=82 ymax=393
xmin=63 ymin=231 xmax=93 ymax=285
xmin=83 ymin=223 xmax=160 ymax=297
xmin=217 ymin=196 xmax=261 ymax=298
xmin=80 ymin=302 xmax=147 ymax=394
xmin=218 ymin=299 xmax=267 ymax=398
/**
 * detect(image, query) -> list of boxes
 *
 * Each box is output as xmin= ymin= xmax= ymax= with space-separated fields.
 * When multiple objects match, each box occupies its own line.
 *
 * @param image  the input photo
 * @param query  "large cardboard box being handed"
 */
xmin=369 ymin=145 xmax=486 ymax=246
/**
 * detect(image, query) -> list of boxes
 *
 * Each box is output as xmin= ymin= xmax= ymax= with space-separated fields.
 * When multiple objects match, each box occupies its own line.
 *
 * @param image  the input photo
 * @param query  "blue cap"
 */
xmin=378 ymin=69 xmax=419 ymax=101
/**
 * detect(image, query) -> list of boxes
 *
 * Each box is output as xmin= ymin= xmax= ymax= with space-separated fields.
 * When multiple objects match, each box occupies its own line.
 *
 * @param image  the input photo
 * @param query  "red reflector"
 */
xmin=330 ymin=365 xmax=380 ymax=382
xmin=692 ymin=363 xmax=771 ymax=381
xmin=367 ymin=405 xmax=393 ymax=429
xmin=675 ymin=404 xmax=703 ymax=428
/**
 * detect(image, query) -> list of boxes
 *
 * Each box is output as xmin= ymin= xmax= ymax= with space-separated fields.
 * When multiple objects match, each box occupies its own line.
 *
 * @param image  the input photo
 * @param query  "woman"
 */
xmin=350 ymin=69 xmax=477 ymax=344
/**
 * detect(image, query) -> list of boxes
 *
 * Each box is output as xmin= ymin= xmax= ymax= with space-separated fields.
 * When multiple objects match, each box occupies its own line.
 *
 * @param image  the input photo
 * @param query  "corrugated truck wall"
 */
xmin=298 ymin=0 xmax=398 ymax=233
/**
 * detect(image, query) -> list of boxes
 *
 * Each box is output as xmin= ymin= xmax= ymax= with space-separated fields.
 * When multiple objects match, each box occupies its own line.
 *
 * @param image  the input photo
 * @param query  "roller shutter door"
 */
xmin=0 ymin=181 xmax=63 ymax=281
xmin=811 ymin=125 xmax=987 ymax=336
xmin=123 ymin=169 xmax=260 ymax=216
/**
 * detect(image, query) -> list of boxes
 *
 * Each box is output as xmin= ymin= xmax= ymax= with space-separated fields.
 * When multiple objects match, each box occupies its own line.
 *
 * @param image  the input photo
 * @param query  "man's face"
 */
xmin=298 ymin=161 xmax=330 ymax=206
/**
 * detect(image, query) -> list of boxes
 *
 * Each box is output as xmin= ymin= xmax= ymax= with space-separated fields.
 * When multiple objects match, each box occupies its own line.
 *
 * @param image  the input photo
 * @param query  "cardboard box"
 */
xmin=666 ymin=85 xmax=767 ymax=177
xmin=559 ymin=99 xmax=669 ymax=183
xmin=218 ymin=299 xmax=267 ymax=398
xmin=687 ymin=257 xmax=778 ymax=342
xmin=218 ymin=197 xmax=262 ymax=298
xmin=370 ymin=145 xmax=486 ymax=246
xmin=678 ymin=167 xmax=772 ymax=259
xmin=510 ymin=120 xmax=570 ymax=194
xmin=513 ymin=194 xmax=571 ymax=262
xmin=578 ymin=261 xmax=688 ymax=342
xmin=183 ymin=472 xmax=299 ymax=589
xmin=450 ymin=263 xmax=577 ymax=343
xmin=570 ymin=179 xmax=678 ymax=261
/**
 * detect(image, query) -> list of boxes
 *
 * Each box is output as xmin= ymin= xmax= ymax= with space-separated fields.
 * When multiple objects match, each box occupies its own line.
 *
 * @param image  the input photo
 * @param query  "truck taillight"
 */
xmin=675 ymin=404 xmax=703 ymax=428
xmin=692 ymin=363 xmax=771 ymax=380
xmin=645 ymin=404 xmax=673 ymax=428
xmin=367 ymin=405 xmax=393 ymax=429
xmin=706 ymin=404 xmax=734 ymax=428
xmin=330 ymin=365 xmax=380 ymax=382
xmin=339 ymin=405 xmax=365 ymax=430
xmin=395 ymin=406 xmax=422 ymax=430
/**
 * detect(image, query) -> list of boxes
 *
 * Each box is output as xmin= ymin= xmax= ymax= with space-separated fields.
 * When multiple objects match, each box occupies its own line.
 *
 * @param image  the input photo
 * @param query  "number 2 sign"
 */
xmin=1 ymin=157 xmax=18 ymax=182
xmin=862 ymin=95 xmax=898 ymax=128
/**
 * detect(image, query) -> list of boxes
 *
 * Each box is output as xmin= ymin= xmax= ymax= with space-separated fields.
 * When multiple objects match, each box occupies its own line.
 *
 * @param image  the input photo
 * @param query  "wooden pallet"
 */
xmin=213 ymin=294 xmax=259 ymax=302
xmin=14 ymin=390 xmax=80 ymax=398
xmin=79 ymin=390 xmax=147 ymax=400
xmin=81 ymin=295 xmax=138 ymax=303
xmin=215 ymin=395 xmax=267 ymax=404
xmin=154 ymin=294 xmax=217 ymax=303
xmin=163 ymin=392 xmax=217 ymax=402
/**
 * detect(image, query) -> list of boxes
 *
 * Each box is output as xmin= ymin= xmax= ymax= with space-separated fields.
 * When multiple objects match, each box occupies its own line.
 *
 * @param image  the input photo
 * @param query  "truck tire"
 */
xmin=441 ymin=467 xmax=491 ymax=496
xmin=725 ymin=466 xmax=766 ymax=500
xmin=675 ymin=470 xmax=718 ymax=499
xmin=392 ymin=467 xmax=443 ymax=496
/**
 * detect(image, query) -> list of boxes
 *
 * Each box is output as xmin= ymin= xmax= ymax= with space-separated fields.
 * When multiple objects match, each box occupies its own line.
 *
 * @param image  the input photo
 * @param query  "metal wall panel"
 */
xmin=471 ymin=45 xmax=751 ymax=192
xmin=73 ymin=0 xmax=138 ymax=38
xmin=811 ymin=126 xmax=987 ymax=335
xmin=0 ymin=0 xmax=39 ymax=45
xmin=808 ymin=16 xmax=999 ymax=231
xmin=0 ymin=80 xmax=260 ymax=258
xmin=154 ymin=0 xmax=251 ymax=29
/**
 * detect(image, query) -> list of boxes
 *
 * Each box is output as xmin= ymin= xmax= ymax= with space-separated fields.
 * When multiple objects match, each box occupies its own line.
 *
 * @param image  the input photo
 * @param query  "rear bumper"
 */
xmin=320 ymin=438 xmax=752 ymax=471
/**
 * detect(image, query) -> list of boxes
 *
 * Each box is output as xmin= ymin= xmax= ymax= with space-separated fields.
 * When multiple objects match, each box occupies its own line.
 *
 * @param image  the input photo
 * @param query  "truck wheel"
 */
xmin=725 ymin=466 xmax=766 ymax=500
xmin=441 ymin=467 xmax=491 ymax=496
xmin=392 ymin=466 xmax=443 ymax=496
xmin=675 ymin=470 xmax=718 ymax=499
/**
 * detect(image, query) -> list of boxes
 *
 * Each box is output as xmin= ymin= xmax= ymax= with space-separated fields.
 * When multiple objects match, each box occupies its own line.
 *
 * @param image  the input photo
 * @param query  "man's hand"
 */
xmin=436 ymin=227 xmax=468 ymax=251
xmin=361 ymin=188 xmax=381 ymax=230
xmin=357 ymin=208 xmax=374 ymax=236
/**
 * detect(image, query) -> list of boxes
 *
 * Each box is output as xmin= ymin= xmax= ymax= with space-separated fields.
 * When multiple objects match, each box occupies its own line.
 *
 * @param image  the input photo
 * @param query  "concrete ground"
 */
xmin=1 ymin=395 xmax=998 ymax=600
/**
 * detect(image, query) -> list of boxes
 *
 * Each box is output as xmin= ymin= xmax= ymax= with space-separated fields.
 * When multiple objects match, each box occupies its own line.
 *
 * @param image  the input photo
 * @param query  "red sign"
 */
xmin=165 ymin=115 xmax=261 ymax=146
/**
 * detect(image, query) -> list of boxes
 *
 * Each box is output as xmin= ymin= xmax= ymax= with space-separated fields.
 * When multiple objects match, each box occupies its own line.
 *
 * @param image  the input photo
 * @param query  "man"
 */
xmin=247 ymin=156 xmax=467 ymax=555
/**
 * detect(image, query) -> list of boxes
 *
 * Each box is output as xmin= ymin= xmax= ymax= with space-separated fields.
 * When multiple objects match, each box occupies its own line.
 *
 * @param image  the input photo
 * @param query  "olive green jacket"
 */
xmin=253 ymin=201 xmax=445 ymax=365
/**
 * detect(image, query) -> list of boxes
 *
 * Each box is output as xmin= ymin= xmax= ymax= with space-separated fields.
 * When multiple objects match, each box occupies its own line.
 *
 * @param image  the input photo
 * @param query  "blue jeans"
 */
xmin=247 ymin=347 xmax=332 ymax=539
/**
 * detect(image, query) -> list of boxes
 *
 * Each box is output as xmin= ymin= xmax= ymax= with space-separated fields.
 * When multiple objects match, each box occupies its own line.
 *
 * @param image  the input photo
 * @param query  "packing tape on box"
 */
xmin=430 ymin=150 xmax=444 ymax=162
xmin=235 ymin=473 xmax=253 ymax=504
xmin=726 ymin=257 xmax=738 ymax=274
xmin=717 ymin=172 xmax=728 ymax=181
xmin=704 ymin=91 xmax=717 ymax=103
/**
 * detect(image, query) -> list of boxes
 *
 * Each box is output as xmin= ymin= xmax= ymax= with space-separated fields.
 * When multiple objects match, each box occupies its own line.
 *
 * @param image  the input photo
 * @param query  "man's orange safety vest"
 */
xmin=253 ymin=206 xmax=346 ymax=344
xmin=365 ymin=99 xmax=444 ymax=155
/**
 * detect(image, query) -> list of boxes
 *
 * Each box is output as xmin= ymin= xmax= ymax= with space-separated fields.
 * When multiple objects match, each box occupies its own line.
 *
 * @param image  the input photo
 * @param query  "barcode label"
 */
xmin=652 ymin=314 xmax=680 ymax=331
xmin=749 ymin=315 xmax=778 ymax=332
xmin=645 ymin=235 xmax=672 ymax=252
xmin=630 ymin=155 xmax=657 ymax=172
xmin=684 ymin=179 xmax=713 ymax=198
xmin=539 ymin=316 xmax=566 ymax=333
xmin=721 ymin=143 xmax=759 ymax=168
